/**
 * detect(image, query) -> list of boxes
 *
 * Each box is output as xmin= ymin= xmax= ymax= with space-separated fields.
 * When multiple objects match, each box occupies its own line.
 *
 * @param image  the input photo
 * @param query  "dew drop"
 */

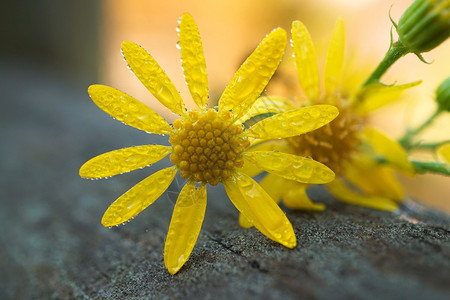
xmin=177 ymin=254 xmax=185 ymax=265
xmin=244 ymin=189 xmax=257 ymax=199
xmin=239 ymin=178 xmax=252 ymax=188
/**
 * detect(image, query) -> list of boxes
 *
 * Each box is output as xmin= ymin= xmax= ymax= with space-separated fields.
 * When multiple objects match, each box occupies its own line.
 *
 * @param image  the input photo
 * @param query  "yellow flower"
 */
xmin=241 ymin=19 xmax=419 ymax=218
xmin=437 ymin=142 xmax=450 ymax=163
xmin=80 ymin=13 xmax=338 ymax=274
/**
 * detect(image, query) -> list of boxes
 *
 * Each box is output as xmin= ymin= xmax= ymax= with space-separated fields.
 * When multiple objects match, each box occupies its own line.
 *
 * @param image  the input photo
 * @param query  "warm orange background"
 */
xmin=99 ymin=0 xmax=449 ymax=213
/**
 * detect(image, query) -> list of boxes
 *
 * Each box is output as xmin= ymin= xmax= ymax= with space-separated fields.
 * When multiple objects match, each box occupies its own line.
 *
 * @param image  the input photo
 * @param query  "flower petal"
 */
xmin=324 ymin=19 xmax=345 ymax=97
xmin=362 ymin=127 xmax=415 ymax=174
xmin=344 ymin=156 xmax=404 ymax=201
xmin=164 ymin=180 xmax=207 ymax=275
xmin=101 ymin=166 xmax=177 ymax=227
xmin=291 ymin=20 xmax=320 ymax=101
xmin=353 ymin=81 xmax=421 ymax=114
xmin=240 ymin=156 xmax=264 ymax=178
xmin=239 ymin=96 xmax=296 ymax=126
xmin=88 ymin=85 xmax=172 ymax=134
xmin=244 ymin=105 xmax=338 ymax=139
xmin=259 ymin=172 xmax=288 ymax=203
xmin=218 ymin=28 xmax=287 ymax=120
xmin=80 ymin=145 xmax=172 ymax=179
xmin=240 ymin=140 xmax=282 ymax=177
xmin=282 ymin=181 xmax=325 ymax=211
xmin=247 ymin=140 xmax=281 ymax=152
xmin=261 ymin=173 xmax=325 ymax=211
xmin=121 ymin=41 xmax=186 ymax=116
xmin=242 ymin=151 xmax=335 ymax=184
xmin=239 ymin=213 xmax=254 ymax=229
xmin=224 ymin=171 xmax=296 ymax=248
xmin=327 ymin=179 xmax=398 ymax=211
xmin=437 ymin=142 xmax=450 ymax=163
xmin=179 ymin=13 xmax=209 ymax=110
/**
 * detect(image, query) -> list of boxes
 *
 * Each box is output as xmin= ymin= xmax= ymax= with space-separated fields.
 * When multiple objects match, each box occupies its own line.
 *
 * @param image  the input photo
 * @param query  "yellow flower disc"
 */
xmin=169 ymin=109 xmax=250 ymax=186
xmin=286 ymin=102 xmax=363 ymax=174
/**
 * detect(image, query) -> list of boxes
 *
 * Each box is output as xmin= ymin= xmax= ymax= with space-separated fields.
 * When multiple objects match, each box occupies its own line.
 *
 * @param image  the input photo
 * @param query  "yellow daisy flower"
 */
xmin=241 ymin=19 xmax=419 ymax=218
xmin=80 ymin=13 xmax=338 ymax=274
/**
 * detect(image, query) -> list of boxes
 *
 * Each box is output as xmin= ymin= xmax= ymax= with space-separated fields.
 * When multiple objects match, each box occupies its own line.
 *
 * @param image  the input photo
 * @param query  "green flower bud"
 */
xmin=397 ymin=0 xmax=450 ymax=53
xmin=436 ymin=76 xmax=450 ymax=111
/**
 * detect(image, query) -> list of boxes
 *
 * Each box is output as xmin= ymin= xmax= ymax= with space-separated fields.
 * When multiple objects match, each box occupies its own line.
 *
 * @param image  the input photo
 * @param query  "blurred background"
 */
xmin=1 ymin=0 xmax=449 ymax=213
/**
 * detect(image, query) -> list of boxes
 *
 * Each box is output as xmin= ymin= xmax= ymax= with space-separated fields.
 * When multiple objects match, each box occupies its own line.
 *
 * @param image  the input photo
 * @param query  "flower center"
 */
xmin=286 ymin=102 xmax=364 ymax=174
xmin=169 ymin=109 xmax=250 ymax=186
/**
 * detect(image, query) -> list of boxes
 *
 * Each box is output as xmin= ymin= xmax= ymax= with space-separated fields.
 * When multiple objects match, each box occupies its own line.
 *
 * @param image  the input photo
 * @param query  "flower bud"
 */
xmin=436 ymin=76 xmax=450 ymax=111
xmin=397 ymin=0 xmax=450 ymax=53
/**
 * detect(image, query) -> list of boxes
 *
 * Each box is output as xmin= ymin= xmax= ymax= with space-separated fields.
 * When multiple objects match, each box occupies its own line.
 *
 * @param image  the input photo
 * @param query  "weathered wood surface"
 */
xmin=1 ymin=63 xmax=449 ymax=300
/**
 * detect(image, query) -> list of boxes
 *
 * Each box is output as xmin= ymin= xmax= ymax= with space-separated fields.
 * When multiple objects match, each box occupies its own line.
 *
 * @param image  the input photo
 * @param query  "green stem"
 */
xmin=242 ymin=112 xmax=276 ymax=129
xmin=399 ymin=108 xmax=442 ymax=149
xmin=412 ymin=160 xmax=450 ymax=176
xmin=375 ymin=156 xmax=450 ymax=176
xmin=411 ymin=140 xmax=450 ymax=150
xmin=363 ymin=41 xmax=409 ymax=87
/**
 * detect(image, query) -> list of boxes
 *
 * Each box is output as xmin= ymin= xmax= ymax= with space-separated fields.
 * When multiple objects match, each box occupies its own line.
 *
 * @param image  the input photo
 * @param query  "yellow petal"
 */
xmin=121 ymin=41 xmax=186 ymax=116
xmin=224 ymin=171 xmax=296 ymax=248
xmin=327 ymin=179 xmax=398 ymax=211
xmin=101 ymin=166 xmax=177 ymax=227
xmin=240 ymin=174 xmax=322 ymax=229
xmin=291 ymin=20 xmax=320 ymax=101
xmin=261 ymin=173 xmax=324 ymax=210
xmin=80 ymin=145 xmax=172 ymax=179
xmin=179 ymin=13 xmax=208 ymax=109
xmin=353 ymin=81 xmax=422 ymax=114
xmin=247 ymin=140 xmax=281 ymax=152
xmin=239 ymin=212 xmax=254 ymax=229
xmin=244 ymin=105 xmax=338 ymax=139
xmin=241 ymin=155 xmax=264 ymax=177
xmin=437 ymin=142 xmax=450 ymax=163
xmin=238 ymin=96 xmax=296 ymax=125
xmin=341 ymin=53 xmax=372 ymax=97
xmin=324 ymin=19 xmax=345 ymax=96
xmin=164 ymin=181 xmax=207 ymax=275
xmin=243 ymin=151 xmax=335 ymax=184
xmin=218 ymin=28 xmax=287 ymax=120
xmin=362 ymin=127 xmax=415 ymax=174
xmin=88 ymin=85 xmax=172 ymax=134
xmin=259 ymin=172 xmax=287 ymax=203
xmin=240 ymin=140 xmax=286 ymax=177
xmin=282 ymin=181 xmax=325 ymax=211
xmin=345 ymin=157 xmax=404 ymax=201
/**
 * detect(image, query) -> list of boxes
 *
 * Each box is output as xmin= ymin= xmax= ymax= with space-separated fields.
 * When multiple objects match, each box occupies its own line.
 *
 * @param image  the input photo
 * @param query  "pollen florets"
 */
xmin=169 ymin=109 xmax=250 ymax=186
xmin=286 ymin=102 xmax=363 ymax=174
